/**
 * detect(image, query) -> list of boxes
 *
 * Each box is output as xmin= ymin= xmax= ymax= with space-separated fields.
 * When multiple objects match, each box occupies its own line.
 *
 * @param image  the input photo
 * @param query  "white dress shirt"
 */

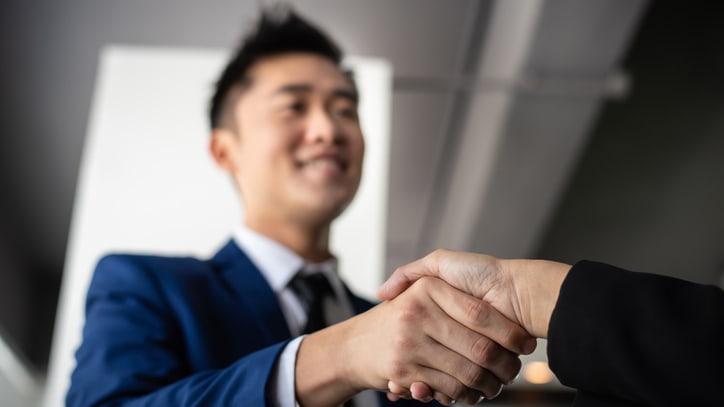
xmin=233 ymin=226 xmax=376 ymax=407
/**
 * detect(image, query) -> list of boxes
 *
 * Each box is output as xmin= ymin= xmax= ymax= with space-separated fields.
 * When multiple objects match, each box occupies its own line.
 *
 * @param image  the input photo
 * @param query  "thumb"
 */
xmin=375 ymin=268 xmax=413 ymax=300
xmin=376 ymin=256 xmax=438 ymax=300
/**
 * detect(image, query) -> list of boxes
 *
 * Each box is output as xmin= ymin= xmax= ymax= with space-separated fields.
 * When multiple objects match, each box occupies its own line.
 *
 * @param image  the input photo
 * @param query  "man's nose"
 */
xmin=305 ymin=108 xmax=339 ymax=144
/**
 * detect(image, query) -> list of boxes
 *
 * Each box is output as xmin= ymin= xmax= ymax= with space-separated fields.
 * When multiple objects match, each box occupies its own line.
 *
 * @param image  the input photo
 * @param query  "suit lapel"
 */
xmin=211 ymin=239 xmax=292 ymax=342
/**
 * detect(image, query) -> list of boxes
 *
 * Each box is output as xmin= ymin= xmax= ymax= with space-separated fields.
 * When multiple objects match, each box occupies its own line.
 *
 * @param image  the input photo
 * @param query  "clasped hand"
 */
xmin=349 ymin=275 xmax=533 ymax=405
xmin=296 ymin=249 xmax=568 ymax=406
xmin=374 ymin=249 xmax=569 ymax=404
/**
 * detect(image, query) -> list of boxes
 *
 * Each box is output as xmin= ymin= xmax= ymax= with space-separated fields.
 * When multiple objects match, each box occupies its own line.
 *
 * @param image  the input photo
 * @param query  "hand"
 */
xmin=294 ymin=277 xmax=535 ymax=406
xmin=377 ymin=249 xmax=571 ymax=404
xmin=377 ymin=249 xmax=571 ymax=338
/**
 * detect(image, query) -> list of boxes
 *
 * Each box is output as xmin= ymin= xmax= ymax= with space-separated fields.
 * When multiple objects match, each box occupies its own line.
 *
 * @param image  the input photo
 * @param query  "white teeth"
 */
xmin=303 ymin=158 xmax=342 ymax=170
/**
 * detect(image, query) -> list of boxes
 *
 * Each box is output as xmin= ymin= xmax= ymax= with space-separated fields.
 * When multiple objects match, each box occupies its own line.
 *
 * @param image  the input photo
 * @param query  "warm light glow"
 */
xmin=523 ymin=361 xmax=555 ymax=384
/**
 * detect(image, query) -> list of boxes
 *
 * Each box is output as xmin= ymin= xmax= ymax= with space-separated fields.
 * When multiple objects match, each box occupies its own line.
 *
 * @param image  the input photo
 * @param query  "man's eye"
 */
xmin=334 ymin=107 xmax=358 ymax=119
xmin=286 ymin=102 xmax=305 ymax=112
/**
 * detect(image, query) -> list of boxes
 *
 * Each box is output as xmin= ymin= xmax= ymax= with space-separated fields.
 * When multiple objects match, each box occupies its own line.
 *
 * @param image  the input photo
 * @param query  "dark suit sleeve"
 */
xmin=67 ymin=255 xmax=289 ymax=407
xmin=547 ymin=261 xmax=724 ymax=406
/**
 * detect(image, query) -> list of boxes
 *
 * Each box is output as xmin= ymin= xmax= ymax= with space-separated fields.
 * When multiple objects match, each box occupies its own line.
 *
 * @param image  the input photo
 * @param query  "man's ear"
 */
xmin=209 ymin=129 xmax=239 ymax=172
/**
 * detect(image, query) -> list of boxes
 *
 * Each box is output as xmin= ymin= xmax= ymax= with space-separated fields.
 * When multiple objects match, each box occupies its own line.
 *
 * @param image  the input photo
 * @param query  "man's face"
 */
xmin=222 ymin=53 xmax=364 ymax=227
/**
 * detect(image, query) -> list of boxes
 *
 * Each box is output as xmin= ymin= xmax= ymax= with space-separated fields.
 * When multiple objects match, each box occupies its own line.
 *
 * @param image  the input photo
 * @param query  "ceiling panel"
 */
xmin=292 ymin=0 xmax=477 ymax=78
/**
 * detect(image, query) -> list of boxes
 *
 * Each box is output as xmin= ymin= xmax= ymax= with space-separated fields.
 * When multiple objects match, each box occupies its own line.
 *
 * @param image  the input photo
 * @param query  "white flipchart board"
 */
xmin=43 ymin=45 xmax=392 ymax=407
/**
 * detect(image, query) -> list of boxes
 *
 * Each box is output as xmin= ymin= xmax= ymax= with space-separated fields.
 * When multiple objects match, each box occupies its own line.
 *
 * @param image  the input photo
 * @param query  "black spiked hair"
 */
xmin=209 ymin=7 xmax=344 ymax=129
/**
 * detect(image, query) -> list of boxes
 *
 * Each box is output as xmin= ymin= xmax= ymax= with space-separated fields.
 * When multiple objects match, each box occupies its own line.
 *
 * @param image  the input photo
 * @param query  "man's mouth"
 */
xmin=297 ymin=154 xmax=348 ymax=174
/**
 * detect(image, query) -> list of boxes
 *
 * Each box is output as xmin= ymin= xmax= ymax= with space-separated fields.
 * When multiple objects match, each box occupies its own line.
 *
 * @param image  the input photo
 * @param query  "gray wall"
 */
xmin=538 ymin=2 xmax=724 ymax=285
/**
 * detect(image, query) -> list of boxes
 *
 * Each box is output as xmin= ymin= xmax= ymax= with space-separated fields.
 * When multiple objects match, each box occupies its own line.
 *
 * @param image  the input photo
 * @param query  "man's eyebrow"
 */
xmin=273 ymin=83 xmax=313 ymax=96
xmin=271 ymin=83 xmax=358 ymax=104
xmin=332 ymin=88 xmax=358 ymax=104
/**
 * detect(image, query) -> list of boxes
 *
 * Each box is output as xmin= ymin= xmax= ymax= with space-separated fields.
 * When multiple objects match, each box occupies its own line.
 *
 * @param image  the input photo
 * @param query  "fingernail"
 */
xmin=421 ymin=396 xmax=433 ymax=403
xmin=507 ymin=371 xmax=521 ymax=385
xmin=491 ymin=384 xmax=503 ymax=399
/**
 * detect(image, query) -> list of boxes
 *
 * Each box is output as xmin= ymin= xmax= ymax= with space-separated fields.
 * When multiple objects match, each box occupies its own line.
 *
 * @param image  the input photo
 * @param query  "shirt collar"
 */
xmin=233 ymin=226 xmax=338 ymax=292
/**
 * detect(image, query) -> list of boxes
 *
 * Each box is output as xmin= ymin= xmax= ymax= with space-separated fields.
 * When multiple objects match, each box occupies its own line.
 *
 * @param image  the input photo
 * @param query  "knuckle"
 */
xmin=501 ymin=323 xmax=518 ymax=343
xmin=392 ymin=333 xmax=415 ymax=353
xmin=462 ymin=364 xmax=487 ymax=387
xmin=435 ymin=248 xmax=449 ymax=257
xmin=465 ymin=299 xmax=491 ymax=327
xmin=448 ymin=381 xmax=467 ymax=401
xmin=428 ymin=248 xmax=449 ymax=264
xmin=388 ymin=361 xmax=411 ymax=382
xmin=471 ymin=336 xmax=496 ymax=366
xmin=503 ymin=323 xmax=530 ymax=353
xmin=394 ymin=300 xmax=426 ymax=325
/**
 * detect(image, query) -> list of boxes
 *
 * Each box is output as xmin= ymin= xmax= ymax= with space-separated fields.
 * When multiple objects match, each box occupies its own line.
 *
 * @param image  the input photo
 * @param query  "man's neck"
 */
xmin=244 ymin=218 xmax=332 ymax=263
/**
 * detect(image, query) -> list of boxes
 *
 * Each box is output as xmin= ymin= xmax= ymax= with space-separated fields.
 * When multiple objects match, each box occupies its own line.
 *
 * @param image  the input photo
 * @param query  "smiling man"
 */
xmin=211 ymin=52 xmax=363 ymax=260
xmin=67 ymin=8 xmax=534 ymax=407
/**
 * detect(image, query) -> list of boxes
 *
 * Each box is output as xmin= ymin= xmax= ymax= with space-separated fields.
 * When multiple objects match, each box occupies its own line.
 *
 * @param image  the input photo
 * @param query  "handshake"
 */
xmin=376 ymin=250 xmax=570 ymax=405
xmin=297 ymin=249 xmax=572 ymax=406
xmin=299 ymin=249 xmax=723 ymax=406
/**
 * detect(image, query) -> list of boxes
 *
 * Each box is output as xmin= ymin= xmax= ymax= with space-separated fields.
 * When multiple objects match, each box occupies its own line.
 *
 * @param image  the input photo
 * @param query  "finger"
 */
xmin=425 ymin=277 xmax=536 ymax=356
xmin=391 ymin=381 xmax=434 ymax=403
xmin=383 ymin=328 xmax=489 ymax=402
xmin=415 ymin=332 xmax=504 ymax=400
xmin=433 ymin=391 xmax=455 ymax=406
xmin=491 ymin=382 xmax=504 ymax=399
xmin=387 ymin=381 xmax=411 ymax=398
xmin=389 ymin=277 xmax=518 ymax=394
xmin=377 ymin=257 xmax=434 ymax=300
xmin=404 ymin=381 xmax=477 ymax=405
xmin=409 ymin=381 xmax=434 ymax=401
xmin=430 ymin=307 xmax=524 ymax=386
xmin=418 ymin=278 xmax=532 ymax=383
xmin=408 ymin=365 xmax=486 ymax=406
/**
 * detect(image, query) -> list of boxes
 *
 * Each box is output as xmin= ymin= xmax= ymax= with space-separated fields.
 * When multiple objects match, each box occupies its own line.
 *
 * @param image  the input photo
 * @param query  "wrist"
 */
xmin=502 ymin=259 xmax=570 ymax=339
xmin=295 ymin=320 xmax=362 ymax=406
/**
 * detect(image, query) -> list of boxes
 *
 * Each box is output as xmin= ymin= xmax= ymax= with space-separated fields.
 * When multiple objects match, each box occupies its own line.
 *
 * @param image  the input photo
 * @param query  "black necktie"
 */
xmin=289 ymin=272 xmax=357 ymax=406
xmin=289 ymin=272 xmax=337 ymax=334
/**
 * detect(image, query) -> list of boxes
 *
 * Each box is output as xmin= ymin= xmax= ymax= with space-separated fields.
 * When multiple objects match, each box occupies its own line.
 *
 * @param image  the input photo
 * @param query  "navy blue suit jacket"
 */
xmin=68 ymin=240 xmax=437 ymax=406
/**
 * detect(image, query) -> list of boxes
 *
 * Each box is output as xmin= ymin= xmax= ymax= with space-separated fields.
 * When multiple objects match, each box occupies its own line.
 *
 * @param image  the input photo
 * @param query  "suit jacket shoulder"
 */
xmin=69 ymin=241 xmax=292 ymax=406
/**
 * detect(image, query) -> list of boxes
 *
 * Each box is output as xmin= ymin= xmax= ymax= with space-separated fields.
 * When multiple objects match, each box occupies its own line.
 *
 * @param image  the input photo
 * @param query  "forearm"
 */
xmin=547 ymin=261 xmax=724 ymax=405
xmin=69 ymin=341 xmax=289 ymax=406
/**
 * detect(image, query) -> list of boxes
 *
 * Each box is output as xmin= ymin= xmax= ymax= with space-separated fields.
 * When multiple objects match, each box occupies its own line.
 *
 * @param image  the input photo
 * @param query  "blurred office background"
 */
xmin=1 ymin=0 xmax=723 ymax=405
